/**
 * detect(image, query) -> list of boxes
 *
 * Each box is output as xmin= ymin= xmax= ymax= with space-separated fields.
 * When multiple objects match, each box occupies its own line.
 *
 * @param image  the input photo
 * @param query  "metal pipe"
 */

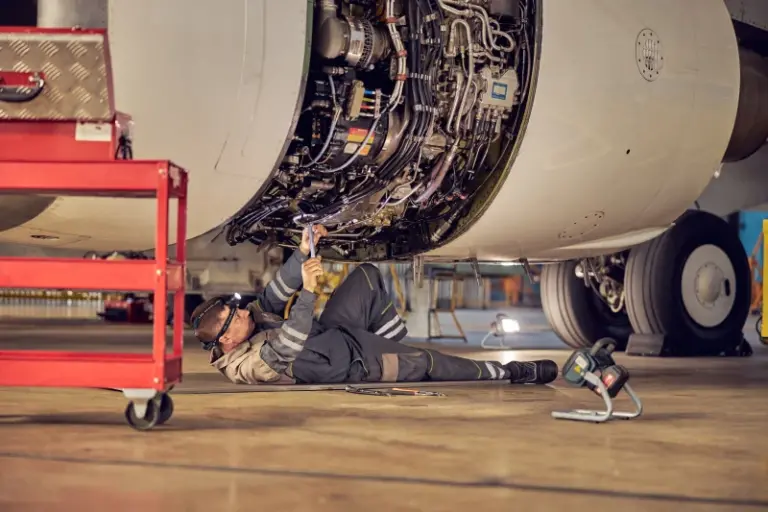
xmin=446 ymin=71 xmax=464 ymax=133
xmin=450 ymin=19 xmax=474 ymax=134
xmin=415 ymin=142 xmax=459 ymax=204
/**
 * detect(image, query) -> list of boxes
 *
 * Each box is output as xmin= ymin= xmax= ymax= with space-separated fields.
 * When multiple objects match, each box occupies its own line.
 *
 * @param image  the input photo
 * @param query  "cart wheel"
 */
xmin=156 ymin=393 xmax=174 ymax=426
xmin=125 ymin=399 xmax=160 ymax=431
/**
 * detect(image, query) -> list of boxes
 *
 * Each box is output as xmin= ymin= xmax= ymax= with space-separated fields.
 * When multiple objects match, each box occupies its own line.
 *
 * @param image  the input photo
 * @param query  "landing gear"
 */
xmin=541 ymin=258 xmax=633 ymax=350
xmin=542 ymin=210 xmax=751 ymax=356
xmin=123 ymin=390 xmax=174 ymax=431
xmin=624 ymin=210 xmax=751 ymax=356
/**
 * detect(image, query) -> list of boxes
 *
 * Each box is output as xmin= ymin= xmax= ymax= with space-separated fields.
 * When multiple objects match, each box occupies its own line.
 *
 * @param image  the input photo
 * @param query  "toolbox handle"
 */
xmin=0 ymin=71 xmax=45 ymax=103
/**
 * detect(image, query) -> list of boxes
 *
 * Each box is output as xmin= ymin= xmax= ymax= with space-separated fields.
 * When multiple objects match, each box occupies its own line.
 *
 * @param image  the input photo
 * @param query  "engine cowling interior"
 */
xmin=224 ymin=0 xmax=537 ymax=262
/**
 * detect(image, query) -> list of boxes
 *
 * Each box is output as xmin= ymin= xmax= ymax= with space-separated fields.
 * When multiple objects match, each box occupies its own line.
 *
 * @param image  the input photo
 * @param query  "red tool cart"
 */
xmin=0 ymin=27 xmax=189 ymax=430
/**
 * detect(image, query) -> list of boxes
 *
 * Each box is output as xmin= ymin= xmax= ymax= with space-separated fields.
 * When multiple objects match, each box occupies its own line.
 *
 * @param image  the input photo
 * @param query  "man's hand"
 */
xmin=301 ymin=257 xmax=324 ymax=294
xmin=299 ymin=225 xmax=328 ymax=256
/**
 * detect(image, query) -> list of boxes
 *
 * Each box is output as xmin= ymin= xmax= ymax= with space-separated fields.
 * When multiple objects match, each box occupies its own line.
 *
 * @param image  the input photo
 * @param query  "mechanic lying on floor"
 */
xmin=191 ymin=225 xmax=559 ymax=385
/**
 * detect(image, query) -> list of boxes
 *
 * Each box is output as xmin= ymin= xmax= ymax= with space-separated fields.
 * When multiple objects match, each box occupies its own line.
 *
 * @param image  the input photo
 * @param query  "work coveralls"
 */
xmin=209 ymin=249 xmax=512 ymax=384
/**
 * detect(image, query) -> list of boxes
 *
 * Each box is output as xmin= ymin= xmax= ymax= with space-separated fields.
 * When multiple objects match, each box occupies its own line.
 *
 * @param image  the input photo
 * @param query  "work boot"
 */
xmin=505 ymin=360 xmax=559 ymax=384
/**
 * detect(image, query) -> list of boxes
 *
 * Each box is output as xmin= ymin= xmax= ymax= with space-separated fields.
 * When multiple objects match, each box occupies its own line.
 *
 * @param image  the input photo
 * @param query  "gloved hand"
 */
xmin=300 ymin=225 xmax=328 ymax=256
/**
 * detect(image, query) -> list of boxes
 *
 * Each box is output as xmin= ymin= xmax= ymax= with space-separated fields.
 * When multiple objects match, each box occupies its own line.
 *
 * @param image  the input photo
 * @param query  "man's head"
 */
xmin=191 ymin=296 xmax=254 ymax=351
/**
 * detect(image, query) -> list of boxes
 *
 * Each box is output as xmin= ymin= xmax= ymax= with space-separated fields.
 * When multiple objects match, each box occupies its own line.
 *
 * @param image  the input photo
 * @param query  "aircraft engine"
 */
xmin=225 ymin=0 xmax=535 ymax=261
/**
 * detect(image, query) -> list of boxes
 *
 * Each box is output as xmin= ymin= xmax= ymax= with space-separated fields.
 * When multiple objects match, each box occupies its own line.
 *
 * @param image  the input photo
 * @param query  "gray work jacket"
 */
xmin=208 ymin=249 xmax=317 ymax=384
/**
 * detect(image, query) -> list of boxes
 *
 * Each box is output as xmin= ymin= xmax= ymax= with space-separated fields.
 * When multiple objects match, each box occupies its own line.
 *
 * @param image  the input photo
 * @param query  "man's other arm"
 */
xmin=259 ymin=289 xmax=316 ymax=373
xmin=259 ymin=255 xmax=323 ymax=374
xmin=253 ymin=249 xmax=308 ymax=316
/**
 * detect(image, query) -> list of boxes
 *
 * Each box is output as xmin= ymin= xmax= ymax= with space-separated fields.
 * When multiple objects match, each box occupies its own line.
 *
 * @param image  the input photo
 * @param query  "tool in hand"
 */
xmin=551 ymin=337 xmax=643 ymax=423
xmin=308 ymin=223 xmax=316 ymax=258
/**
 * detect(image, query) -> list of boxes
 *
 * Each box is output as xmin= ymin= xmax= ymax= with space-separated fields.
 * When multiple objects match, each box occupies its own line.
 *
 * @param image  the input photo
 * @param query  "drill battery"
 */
xmin=587 ymin=364 xmax=630 ymax=399
xmin=561 ymin=338 xmax=631 ymax=398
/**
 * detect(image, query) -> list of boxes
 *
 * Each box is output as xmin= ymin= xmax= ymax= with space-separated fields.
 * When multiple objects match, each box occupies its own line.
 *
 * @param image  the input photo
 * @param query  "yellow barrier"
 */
xmin=762 ymin=219 xmax=768 ymax=340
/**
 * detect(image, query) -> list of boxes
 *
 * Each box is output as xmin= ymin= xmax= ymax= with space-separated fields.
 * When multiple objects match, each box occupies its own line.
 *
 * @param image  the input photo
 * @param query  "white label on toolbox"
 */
xmin=75 ymin=122 xmax=112 ymax=142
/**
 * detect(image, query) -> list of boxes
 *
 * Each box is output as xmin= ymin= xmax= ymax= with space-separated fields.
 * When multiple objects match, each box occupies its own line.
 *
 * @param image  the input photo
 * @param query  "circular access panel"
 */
xmin=636 ymin=29 xmax=664 ymax=82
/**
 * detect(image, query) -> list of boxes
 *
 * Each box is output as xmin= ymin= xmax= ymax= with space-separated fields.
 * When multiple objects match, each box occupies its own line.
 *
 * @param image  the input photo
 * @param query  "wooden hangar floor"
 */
xmin=0 ymin=309 xmax=766 ymax=511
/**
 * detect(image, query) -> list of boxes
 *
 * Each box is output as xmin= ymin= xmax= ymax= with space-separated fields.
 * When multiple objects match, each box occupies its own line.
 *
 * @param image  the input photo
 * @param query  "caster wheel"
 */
xmin=125 ymin=399 xmax=160 ymax=431
xmin=156 ymin=393 xmax=174 ymax=425
xmin=124 ymin=393 xmax=174 ymax=431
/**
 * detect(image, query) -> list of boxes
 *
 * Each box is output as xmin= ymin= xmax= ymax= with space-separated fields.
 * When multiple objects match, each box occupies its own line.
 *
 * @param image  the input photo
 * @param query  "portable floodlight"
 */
xmin=481 ymin=313 xmax=520 ymax=349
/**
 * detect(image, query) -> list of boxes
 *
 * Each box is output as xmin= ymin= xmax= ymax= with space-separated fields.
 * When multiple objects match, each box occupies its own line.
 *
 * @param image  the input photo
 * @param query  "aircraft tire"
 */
xmin=541 ymin=260 xmax=632 ymax=350
xmin=624 ymin=210 xmax=750 ymax=356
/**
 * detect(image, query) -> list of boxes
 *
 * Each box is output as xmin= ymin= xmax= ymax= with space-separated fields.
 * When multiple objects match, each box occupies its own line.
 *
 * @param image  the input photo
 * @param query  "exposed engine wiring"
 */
xmin=224 ymin=0 xmax=536 ymax=258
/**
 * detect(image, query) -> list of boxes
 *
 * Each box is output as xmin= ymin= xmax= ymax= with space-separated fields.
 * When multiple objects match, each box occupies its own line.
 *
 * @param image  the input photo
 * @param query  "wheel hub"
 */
xmin=681 ymin=244 xmax=736 ymax=328
xmin=695 ymin=262 xmax=726 ymax=304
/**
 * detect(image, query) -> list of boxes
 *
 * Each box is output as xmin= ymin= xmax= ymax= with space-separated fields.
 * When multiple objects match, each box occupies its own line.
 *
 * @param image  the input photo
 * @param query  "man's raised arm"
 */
xmin=253 ymin=225 xmax=328 ymax=316
xmin=259 ymin=256 xmax=324 ymax=373
xmin=257 ymin=249 xmax=307 ymax=315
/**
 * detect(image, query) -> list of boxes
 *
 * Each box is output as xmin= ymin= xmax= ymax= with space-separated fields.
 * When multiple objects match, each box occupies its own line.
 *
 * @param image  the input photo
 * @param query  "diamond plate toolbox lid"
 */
xmin=0 ymin=28 xmax=114 ymax=122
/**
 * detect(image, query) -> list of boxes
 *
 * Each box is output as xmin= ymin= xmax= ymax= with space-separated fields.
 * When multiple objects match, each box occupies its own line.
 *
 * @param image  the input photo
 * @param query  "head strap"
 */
xmin=192 ymin=293 xmax=242 ymax=350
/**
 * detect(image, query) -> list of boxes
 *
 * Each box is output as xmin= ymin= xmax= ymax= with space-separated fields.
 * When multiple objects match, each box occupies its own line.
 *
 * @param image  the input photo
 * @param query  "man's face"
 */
xmin=215 ymin=306 xmax=253 ymax=350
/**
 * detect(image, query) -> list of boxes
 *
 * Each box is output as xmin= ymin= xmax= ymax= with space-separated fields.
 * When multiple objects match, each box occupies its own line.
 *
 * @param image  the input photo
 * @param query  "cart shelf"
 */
xmin=0 ymin=159 xmax=188 ymax=431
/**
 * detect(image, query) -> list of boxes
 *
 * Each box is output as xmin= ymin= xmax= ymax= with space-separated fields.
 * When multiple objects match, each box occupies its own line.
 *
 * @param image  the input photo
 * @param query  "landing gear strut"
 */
xmin=541 ymin=256 xmax=632 ymax=350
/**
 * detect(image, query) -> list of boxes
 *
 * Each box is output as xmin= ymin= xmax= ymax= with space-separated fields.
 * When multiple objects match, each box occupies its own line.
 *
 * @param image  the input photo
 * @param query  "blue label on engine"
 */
xmin=491 ymin=82 xmax=508 ymax=100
